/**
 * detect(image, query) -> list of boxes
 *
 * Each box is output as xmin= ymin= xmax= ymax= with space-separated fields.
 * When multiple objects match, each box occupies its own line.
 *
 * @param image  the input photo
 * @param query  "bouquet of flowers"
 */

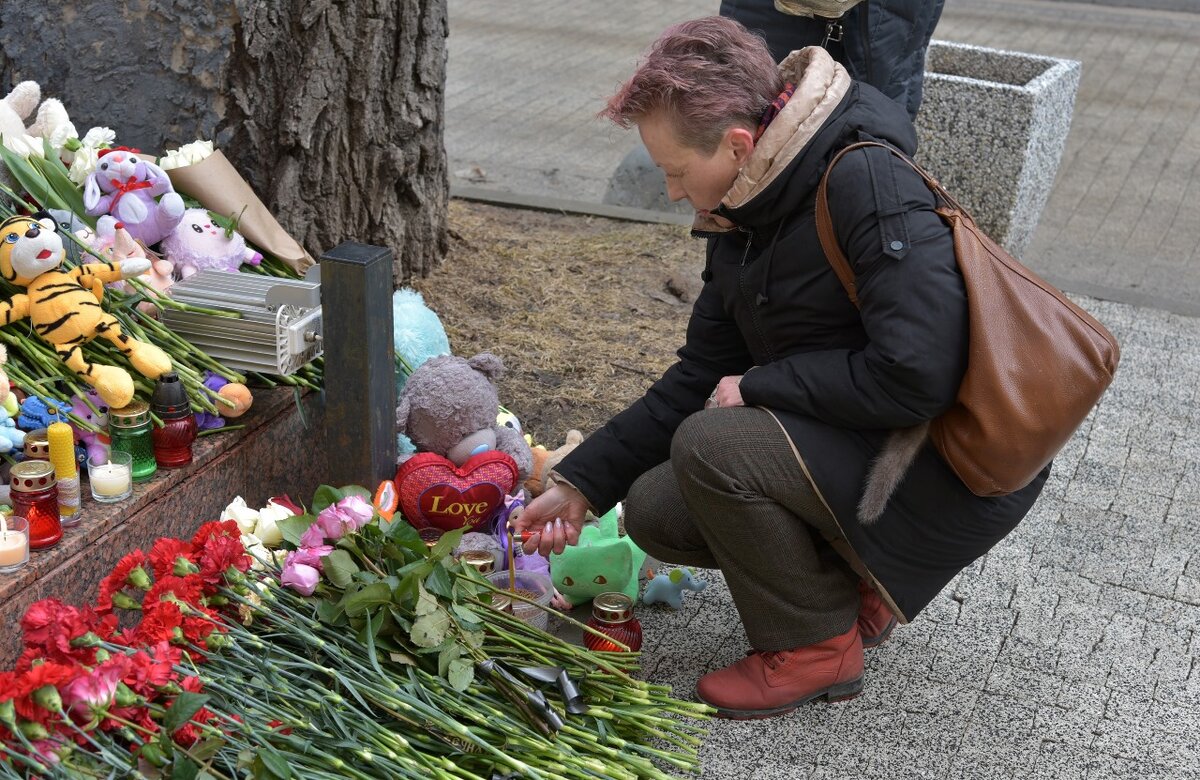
xmin=1 ymin=486 xmax=710 ymax=779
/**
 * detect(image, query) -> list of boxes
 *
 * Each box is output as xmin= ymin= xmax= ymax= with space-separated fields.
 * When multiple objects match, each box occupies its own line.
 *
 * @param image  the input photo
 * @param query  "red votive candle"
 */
xmin=584 ymin=592 xmax=643 ymax=652
xmin=10 ymin=460 xmax=61 ymax=550
xmin=150 ymin=372 xmax=198 ymax=468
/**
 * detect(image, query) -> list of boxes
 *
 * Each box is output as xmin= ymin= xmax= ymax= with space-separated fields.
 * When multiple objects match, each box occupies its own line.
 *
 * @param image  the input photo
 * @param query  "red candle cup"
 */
xmin=584 ymin=592 xmax=643 ymax=652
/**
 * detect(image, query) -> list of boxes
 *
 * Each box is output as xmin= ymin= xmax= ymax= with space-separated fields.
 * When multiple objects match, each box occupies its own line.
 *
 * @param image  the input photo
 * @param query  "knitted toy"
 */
xmin=548 ymin=504 xmax=646 ymax=609
xmin=83 ymin=148 xmax=185 ymax=247
xmin=394 ymin=353 xmax=533 ymax=532
xmin=642 ymin=567 xmax=708 ymax=609
xmin=525 ymin=429 xmax=584 ymax=497
xmin=0 ymin=213 xmax=172 ymax=408
xmin=162 ymin=207 xmax=263 ymax=278
xmin=17 ymin=395 xmax=68 ymax=431
xmin=67 ymin=390 xmax=111 ymax=464
xmin=194 ymin=370 xmax=253 ymax=431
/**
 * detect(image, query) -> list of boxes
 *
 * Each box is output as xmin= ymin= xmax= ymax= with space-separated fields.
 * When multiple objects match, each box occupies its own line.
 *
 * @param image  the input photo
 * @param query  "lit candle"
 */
xmin=0 ymin=515 xmax=29 ymax=571
xmin=90 ymin=460 xmax=132 ymax=498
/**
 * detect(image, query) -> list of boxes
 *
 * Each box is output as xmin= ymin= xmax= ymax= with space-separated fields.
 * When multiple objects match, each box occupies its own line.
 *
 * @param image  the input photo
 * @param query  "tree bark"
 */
xmin=0 ymin=0 xmax=448 ymax=282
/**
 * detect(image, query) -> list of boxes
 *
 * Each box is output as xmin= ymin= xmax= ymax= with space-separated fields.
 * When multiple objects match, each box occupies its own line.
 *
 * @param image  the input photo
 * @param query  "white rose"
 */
xmin=81 ymin=127 xmax=116 ymax=149
xmin=158 ymin=139 xmax=214 ymax=170
xmin=220 ymin=496 xmax=260 ymax=534
xmin=67 ymin=146 xmax=99 ymax=185
xmin=240 ymin=533 xmax=270 ymax=571
xmin=253 ymin=500 xmax=293 ymax=547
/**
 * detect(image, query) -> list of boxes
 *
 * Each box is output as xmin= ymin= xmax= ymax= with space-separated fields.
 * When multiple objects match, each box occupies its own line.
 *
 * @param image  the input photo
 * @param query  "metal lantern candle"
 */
xmin=109 ymin=401 xmax=158 ymax=481
xmin=10 ymin=460 xmax=60 ymax=550
xmin=23 ymin=428 xmax=50 ymax=461
xmin=150 ymin=372 xmax=197 ymax=468
xmin=584 ymin=592 xmax=643 ymax=652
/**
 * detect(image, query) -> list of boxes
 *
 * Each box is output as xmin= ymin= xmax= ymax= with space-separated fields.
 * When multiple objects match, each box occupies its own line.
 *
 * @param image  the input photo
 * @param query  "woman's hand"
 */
xmin=508 ymin=483 xmax=589 ymax=556
xmin=704 ymin=374 xmax=745 ymax=409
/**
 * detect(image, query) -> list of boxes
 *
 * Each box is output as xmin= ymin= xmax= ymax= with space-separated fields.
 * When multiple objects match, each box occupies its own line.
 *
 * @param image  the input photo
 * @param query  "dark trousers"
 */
xmin=625 ymin=408 xmax=859 ymax=650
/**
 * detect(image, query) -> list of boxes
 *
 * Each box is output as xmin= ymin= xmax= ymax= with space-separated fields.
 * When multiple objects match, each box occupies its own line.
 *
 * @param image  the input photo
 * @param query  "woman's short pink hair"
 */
xmin=600 ymin=16 xmax=783 ymax=154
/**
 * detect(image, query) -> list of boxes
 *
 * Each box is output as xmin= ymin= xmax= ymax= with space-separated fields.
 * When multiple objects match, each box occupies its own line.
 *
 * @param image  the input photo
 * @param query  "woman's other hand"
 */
xmin=510 ymin=483 xmax=589 ymax=556
xmin=705 ymin=374 xmax=745 ymax=409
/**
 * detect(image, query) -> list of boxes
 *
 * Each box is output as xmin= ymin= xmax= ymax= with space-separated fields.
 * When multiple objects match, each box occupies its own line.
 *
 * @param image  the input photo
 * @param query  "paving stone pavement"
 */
xmin=446 ymin=1 xmax=1200 ymax=777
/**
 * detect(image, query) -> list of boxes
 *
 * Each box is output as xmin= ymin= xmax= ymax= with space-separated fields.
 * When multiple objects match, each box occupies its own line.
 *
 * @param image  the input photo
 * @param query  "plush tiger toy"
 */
xmin=0 ymin=212 xmax=171 ymax=408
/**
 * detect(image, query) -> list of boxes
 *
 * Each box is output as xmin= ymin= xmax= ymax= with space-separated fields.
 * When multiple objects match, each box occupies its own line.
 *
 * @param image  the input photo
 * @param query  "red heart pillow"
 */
xmin=395 ymin=450 xmax=518 ymax=533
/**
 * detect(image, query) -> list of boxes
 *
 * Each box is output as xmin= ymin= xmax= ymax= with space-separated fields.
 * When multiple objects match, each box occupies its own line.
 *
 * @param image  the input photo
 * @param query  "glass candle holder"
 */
xmin=47 ymin=422 xmax=82 ymax=528
xmin=151 ymin=373 xmax=197 ymax=468
xmin=108 ymin=401 xmax=158 ymax=482
xmin=584 ymin=592 xmax=643 ymax=652
xmin=0 ymin=515 xmax=30 ymax=573
xmin=88 ymin=450 xmax=133 ymax=503
xmin=10 ymin=460 xmax=60 ymax=550
xmin=23 ymin=428 xmax=50 ymax=461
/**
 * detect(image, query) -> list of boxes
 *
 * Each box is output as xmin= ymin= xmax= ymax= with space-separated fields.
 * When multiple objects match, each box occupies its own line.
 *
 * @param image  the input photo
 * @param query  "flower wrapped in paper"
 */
xmin=160 ymin=141 xmax=315 ymax=273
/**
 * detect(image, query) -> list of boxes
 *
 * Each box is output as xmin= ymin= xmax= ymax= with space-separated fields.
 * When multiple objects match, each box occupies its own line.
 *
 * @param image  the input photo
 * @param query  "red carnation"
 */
xmin=143 ymin=575 xmax=205 ymax=611
xmin=190 ymin=520 xmax=241 ymax=550
xmin=19 ymin=599 xmax=117 ymax=667
xmin=169 ymin=676 xmax=216 ymax=747
xmin=196 ymin=535 xmax=251 ymax=588
xmin=120 ymin=645 xmax=177 ymax=700
xmin=148 ymin=538 xmax=195 ymax=580
xmin=10 ymin=662 xmax=78 ymax=724
xmin=97 ymin=550 xmax=151 ymax=613
xmin=132 ymin=602 xmax=184 ymax=646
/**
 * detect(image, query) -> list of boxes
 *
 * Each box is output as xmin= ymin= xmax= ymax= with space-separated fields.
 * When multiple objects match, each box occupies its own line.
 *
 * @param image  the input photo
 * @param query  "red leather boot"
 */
xmin=695 ymin=624 xmax=863 ymax=719
xmin=858 ymin=580 xmax=897 ymax=650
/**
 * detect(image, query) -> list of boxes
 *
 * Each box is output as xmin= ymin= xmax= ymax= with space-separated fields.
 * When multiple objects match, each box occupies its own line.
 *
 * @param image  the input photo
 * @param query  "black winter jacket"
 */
xmin=555 ymin=48 xmax=1046 ymax=621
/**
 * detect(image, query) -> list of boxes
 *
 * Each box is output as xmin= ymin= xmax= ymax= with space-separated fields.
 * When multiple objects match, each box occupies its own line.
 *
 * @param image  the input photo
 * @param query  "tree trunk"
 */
xmin=0 ymin=0 xmax=448 ymax=282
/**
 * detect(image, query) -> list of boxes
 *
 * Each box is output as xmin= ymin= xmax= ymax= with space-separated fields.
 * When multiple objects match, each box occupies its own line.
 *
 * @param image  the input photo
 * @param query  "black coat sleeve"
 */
xmin=739 ymin=145 xmax=968 ymax=429
xmin=554 ymin=270 xmax=755 ymax=513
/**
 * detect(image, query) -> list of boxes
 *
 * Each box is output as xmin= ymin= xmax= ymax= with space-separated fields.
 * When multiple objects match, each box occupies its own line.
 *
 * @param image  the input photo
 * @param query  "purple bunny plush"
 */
xmin=162 ymin=208 xmax=264 ymax=279
xmin=83 ymin=148 xmax=185 ymax=247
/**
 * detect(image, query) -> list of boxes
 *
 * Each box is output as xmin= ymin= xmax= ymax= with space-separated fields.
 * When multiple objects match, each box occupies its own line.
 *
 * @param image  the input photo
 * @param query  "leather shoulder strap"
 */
xmin=815 ymin=140 xmax=958 ymax=308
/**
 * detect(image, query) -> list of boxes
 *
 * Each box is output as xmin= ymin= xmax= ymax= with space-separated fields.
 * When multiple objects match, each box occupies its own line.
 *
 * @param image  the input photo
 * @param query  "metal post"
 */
xmin=319 ymin=242 xmax=396 ymax=488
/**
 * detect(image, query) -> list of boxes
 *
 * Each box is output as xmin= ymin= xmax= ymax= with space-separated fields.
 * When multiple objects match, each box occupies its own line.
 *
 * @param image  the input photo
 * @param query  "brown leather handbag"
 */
xmin=815 ymin=141 xmax=1120 ymax=509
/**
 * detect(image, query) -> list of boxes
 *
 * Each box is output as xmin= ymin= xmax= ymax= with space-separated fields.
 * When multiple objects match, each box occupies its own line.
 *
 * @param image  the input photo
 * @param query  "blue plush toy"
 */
xmin=17 ymin=395 xmax=69 ymax=431
xmin=393 ymin=288 xmax=451 ymax=457
xmin=642 ymin=567 xmax=708 ymax=610
xmin=0 ymin=405 xmax=25 ymax=453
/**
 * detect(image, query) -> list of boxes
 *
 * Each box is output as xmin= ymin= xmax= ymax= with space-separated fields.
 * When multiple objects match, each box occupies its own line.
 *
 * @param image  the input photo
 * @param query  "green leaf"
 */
xmin=277 ymin=514 xmax=314 ymax=546
xmin=0 ymin=142 xmax=55 ymax=209
xmin=414 ymin=583 xmax=438 ymax=616
xmin=311 ymin=485 xmax=345 ymax=514
xmin=451 ymin=603 xmax=484 ymax=631
xmin=338 ymin=484 xmax=373 ymax=501
xmin=31 ymin=139 xmax=89 ymax=222
xmin=438 ymin=641 xmax=462 ymax=677
xmin=324 ymin=550 xmax=359 ymax=588
xmin=343 ymin=583 xmax=392 ymax=617
xmin=363 ymin=610 xmax=386 ymax=677
xmin=171 ymin=755 xmax=200 ymax=780
xmin=389 ymin=651 xmax=418 ymax=666
xmin=461 ymin=628 xmax=485 ymax=649
xmin=162 ymin=691 xmax=210 ymax=734
xmin=259 ymin=744 xmax=293 ymax=779
xmin=430 ymin=526 xmax=466 ymax=561
xmin=410 ymin=608 xmax=451 ymax=648
xmin=188 ymin=734 xmax=224 ymax=763
xmin=447 ymin=658 xmax=474 ymax=692
xmin=424 ymin=563 xmax=454 ymax=600
xmin=315 ymin=597 xmax=346 ymax=626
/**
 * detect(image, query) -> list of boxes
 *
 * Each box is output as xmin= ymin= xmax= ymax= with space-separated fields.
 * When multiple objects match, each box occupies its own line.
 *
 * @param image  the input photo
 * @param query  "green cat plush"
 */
xmin=549 ymin=504 xmax=646 ymax=608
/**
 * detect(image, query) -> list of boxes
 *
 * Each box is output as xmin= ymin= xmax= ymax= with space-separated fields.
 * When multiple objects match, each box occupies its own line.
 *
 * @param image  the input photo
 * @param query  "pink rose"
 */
xmin=315 ymin=506 xmax=349 ymax=540
xmin=289 ymin=546 xmax=333 ymax=570
xmin=299 ymin=523 xmax=326 ymax=548
xmin=280 ymin=561 xmax=320 ymax=596
xmin=337 ymin=495 xmax=374 ymax=531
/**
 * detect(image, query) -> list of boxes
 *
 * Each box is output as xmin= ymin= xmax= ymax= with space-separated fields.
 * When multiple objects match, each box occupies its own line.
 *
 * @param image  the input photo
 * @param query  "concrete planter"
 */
xmin=915 ymin=40 xmax=1081 ymax=257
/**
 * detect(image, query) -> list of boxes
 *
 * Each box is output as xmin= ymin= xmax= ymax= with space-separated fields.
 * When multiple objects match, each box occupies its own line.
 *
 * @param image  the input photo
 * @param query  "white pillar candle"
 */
xmin=91 ymin=461 xmax=132 ymax=497
xmin=0 ymin=517 xmax=28 ymax=568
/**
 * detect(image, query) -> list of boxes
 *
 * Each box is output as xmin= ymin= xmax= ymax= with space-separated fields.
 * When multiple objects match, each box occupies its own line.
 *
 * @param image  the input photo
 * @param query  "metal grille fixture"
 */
xmin=160 ymin=270 xmax=323 ymax=376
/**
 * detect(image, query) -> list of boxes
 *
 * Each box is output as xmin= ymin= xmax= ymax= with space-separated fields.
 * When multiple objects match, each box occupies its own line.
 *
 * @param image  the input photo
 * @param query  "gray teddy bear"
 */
xmin=395 ymin=352 xmax=533 ymax=483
